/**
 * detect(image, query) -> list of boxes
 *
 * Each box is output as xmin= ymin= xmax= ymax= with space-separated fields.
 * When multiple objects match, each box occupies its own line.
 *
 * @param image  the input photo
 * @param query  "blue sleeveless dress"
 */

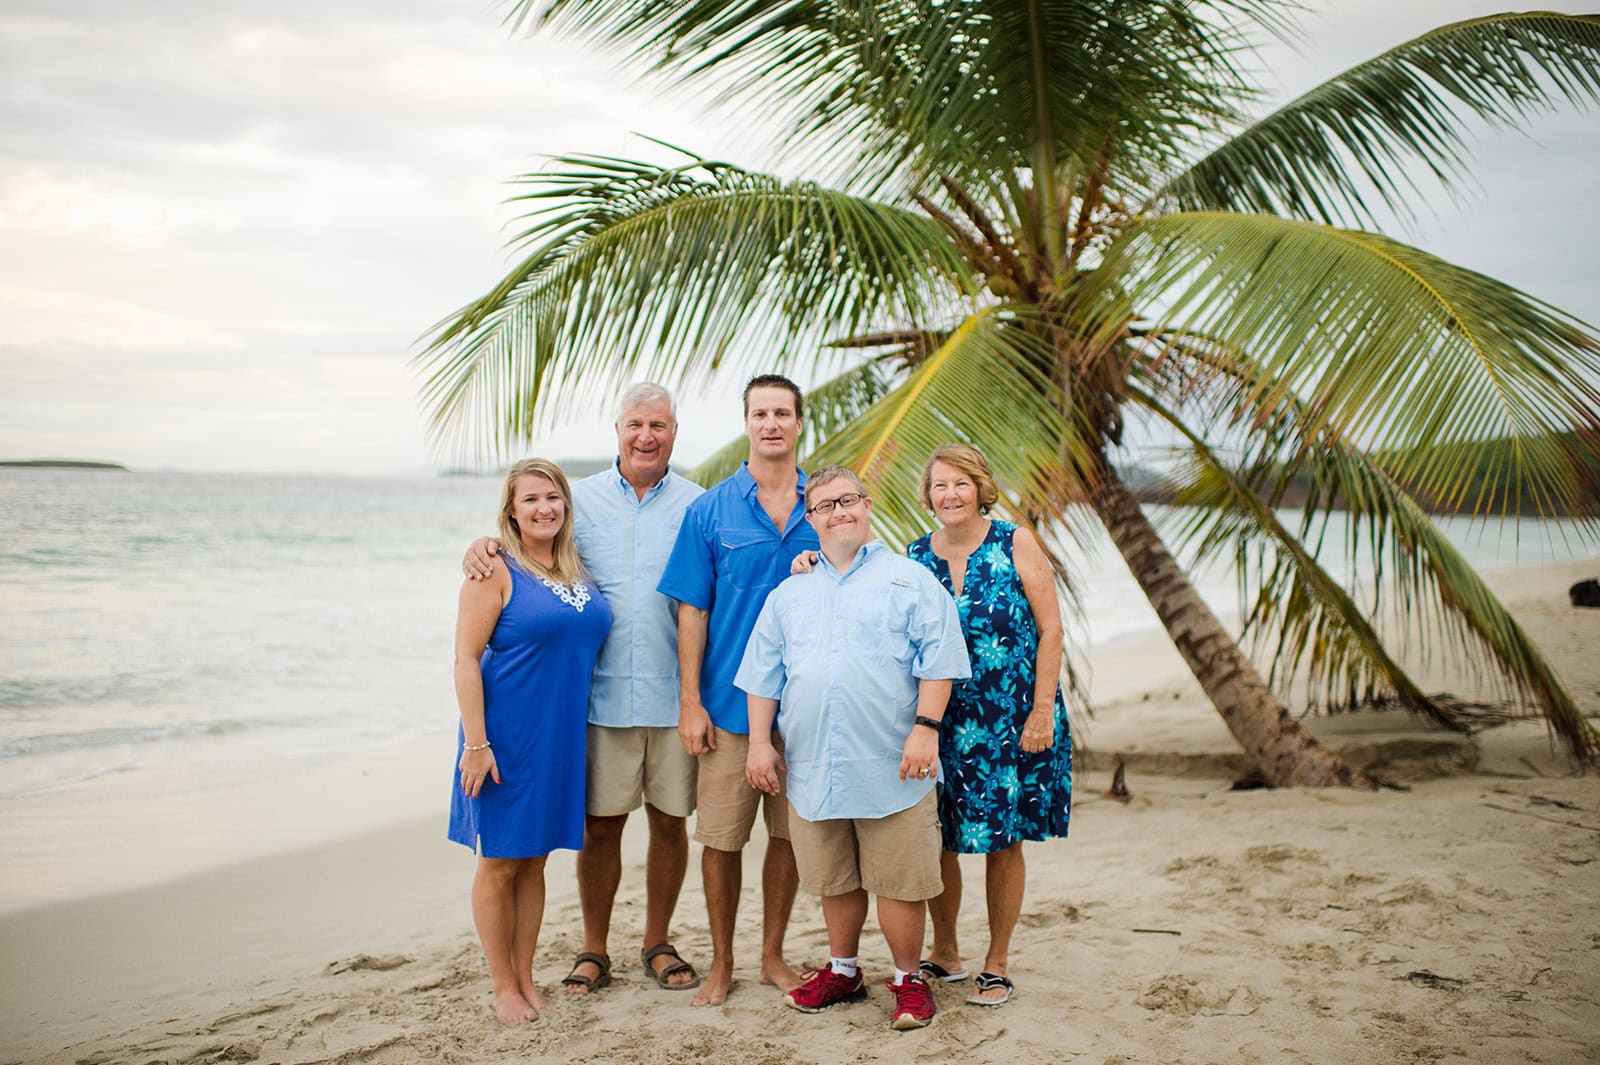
xmin=908 ymin=520 xmax=1071 ymax=854
xmin=448 ymin=557 xmax=612 ymax=858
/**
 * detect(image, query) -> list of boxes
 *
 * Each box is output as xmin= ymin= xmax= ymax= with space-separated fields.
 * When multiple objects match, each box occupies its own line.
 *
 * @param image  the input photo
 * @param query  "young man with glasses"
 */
xmin=735 ymin=465 xmax=970 ymax=1030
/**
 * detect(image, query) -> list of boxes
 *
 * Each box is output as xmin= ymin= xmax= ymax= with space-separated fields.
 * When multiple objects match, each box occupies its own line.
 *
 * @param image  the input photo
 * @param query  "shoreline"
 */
xmin=2 ymin=555 xmax=1596 ymax=1061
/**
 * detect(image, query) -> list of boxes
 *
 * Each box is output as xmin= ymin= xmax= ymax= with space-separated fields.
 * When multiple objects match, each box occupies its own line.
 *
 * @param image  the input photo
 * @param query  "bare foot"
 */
xmin=491 ymin=988 xmax=538 ymax=1026
xmin=692 ymin=966 xmax=736 ymax=1007
xmin=758 ymin=959 xmax=805 ymax=992
xmin=517 ymin=983 xmax=550 ymax=1015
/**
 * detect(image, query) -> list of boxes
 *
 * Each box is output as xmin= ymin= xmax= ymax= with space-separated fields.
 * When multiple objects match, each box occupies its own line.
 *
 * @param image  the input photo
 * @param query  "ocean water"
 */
xmin=0 ymin=467 xmax=1591 ymax=801
xmin=0 ymin=468 xmax=497 ymax=799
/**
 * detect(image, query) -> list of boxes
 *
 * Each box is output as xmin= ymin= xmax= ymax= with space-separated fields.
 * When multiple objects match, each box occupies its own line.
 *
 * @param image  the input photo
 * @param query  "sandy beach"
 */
xmin=3 ymin=556 xmax=1597 ymax=1064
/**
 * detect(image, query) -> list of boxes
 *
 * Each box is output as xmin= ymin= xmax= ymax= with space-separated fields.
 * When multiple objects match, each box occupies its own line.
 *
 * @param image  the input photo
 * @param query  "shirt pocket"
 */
xmin=573 ymin=518 xmax=620 ymax=587
xmin=719 ymin=532 xmax=775 ymax=592
xmin=849 ymin=584 xmax=917 ymax=665
xmin=638 ymin=512 xmax=684 ymax=578
xmin=776 ymin=596 xmax=822 ymax=658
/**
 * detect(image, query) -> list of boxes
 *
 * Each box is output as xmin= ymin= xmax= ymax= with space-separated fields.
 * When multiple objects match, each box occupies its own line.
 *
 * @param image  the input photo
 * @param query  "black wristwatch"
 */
xmin=914 ymin=715 xmax=942 ymax=732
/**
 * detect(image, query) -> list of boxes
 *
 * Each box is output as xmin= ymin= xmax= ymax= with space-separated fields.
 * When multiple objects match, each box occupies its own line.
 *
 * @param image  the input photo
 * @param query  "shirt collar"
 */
xmin=734 ymin=461 xmax=807 ymax=499
xmin=611 ymin=456 xmax=671 ymax=498
xmin=816 ymin=538 xmax=885 ymax=579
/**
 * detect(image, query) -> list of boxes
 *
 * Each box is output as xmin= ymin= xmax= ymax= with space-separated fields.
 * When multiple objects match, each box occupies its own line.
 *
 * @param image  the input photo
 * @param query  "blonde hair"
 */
xmin=919 ymin=444 xmax=999 ymax=513
xmin=804 ymin=464 xmax=867 ymax=508
xmin=497 ymin=458 xmax=588 ymax=584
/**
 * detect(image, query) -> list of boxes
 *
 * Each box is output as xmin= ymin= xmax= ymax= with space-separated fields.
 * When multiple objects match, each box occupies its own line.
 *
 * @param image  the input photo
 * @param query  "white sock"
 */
xmin=892 ymin=967 xmax=914 ymax=986
xmin=829 ymin=956 xmax=859 ymax=977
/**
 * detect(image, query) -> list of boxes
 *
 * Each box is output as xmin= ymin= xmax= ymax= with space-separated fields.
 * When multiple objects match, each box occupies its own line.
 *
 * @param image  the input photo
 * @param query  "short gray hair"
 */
xmin=613 ymin=382 xmax=677 ymax=423
xmin=804 ymin=464 xmax=866 ymax=508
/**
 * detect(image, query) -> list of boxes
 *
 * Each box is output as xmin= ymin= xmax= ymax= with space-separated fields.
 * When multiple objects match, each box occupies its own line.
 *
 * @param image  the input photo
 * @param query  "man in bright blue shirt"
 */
xmin=463 ymin=383 xmax=705 ymax=995
xmin=657 ymin=374 xmax=820 ymax=1007
xmin=738 ymin=465 xmax=968 ymax=1030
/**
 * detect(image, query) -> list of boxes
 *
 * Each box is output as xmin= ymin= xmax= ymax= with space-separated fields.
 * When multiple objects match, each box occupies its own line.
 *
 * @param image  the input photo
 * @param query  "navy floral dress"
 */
xmin=908 ymin=520 xmax=1071 ymax=854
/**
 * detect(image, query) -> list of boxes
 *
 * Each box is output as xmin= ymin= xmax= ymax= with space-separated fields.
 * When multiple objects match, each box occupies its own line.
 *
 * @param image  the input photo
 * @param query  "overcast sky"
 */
xmin=1 ymin=0 xmax=1595 ymax=474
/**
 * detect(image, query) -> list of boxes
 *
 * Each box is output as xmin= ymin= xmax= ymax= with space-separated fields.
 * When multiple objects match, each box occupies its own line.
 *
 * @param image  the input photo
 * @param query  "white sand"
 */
xmin=3 ymin=556 xmax=1597 ymax=1064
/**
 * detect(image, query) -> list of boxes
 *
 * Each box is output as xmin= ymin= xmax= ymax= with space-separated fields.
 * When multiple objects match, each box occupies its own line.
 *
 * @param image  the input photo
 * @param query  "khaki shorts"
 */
xmin=587 ymin=724 xmax=697 ymax=819
xmin=788 ymin=789 xmax=942 ymax=902
xmin=692 ymin=727 xmax=790 ymax=851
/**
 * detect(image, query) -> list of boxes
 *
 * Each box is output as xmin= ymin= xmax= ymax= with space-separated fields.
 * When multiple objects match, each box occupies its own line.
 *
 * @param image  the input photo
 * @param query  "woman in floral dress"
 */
xmin=905 ymin=444 xmax=1071 ymax=1007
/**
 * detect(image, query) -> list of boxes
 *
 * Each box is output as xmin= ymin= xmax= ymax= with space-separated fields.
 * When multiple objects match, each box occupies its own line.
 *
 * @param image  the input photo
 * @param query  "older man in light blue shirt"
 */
xmin=736 ymin=465 xmax=968 ymax=1031
xmin=463 ymin=382 xmax=704 ymax=995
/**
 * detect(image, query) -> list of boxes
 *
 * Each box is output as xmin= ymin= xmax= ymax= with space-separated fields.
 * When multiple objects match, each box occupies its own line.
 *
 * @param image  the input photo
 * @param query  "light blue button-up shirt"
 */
xmin=572 ymin=462 xmax=704 ymax=728
xmin=734 ymin=540 xmax=971 ymax=821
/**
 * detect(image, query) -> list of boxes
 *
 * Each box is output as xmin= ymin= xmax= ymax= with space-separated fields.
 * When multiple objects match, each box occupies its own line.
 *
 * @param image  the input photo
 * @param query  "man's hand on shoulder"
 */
xmin=462 ymin=537 xmax=502 ymax=581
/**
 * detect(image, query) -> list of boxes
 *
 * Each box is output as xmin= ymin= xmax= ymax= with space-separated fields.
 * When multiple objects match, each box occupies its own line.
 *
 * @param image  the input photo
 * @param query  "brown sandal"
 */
xmin=640 ymin=942 xmax=700 ymax=990
xmin=561 ymin=951 xmax=612 ymax=994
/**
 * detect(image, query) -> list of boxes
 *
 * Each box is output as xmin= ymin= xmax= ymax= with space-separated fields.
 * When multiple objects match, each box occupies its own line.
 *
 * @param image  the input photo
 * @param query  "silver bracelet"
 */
xmin=463 ymin=741 xmax=491 ymax=751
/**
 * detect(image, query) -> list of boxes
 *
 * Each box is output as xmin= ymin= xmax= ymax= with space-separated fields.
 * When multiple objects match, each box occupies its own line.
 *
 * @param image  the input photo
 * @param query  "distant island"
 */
xmin=0 ymin=459 xmax=128 ymax=470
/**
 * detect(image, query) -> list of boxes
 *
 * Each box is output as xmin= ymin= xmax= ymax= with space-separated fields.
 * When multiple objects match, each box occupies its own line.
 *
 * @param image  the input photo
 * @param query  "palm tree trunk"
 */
xmin=1091 ymin=462 xmax=1377 ymax=789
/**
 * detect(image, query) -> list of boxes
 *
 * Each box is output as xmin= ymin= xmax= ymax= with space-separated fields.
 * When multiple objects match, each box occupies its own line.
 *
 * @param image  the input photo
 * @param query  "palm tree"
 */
xmin=417 ymin=1 xmax=1600 ymax=786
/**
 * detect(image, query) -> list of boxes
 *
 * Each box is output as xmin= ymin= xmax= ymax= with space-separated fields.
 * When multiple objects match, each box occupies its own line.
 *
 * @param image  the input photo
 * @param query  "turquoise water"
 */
xmin=0 ymin=467 xmax=1592 ymax=799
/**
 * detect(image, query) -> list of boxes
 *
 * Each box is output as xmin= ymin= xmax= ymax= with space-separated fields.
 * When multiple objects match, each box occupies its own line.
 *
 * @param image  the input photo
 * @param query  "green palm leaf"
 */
xmin=1280 ymin=446 xmax=1598 ymax=760
xmin=1134 ymin=366 xmax=1598 ymax=759
xmin=803 ymin=307 xmax=1079 ymax=542
xmin=513 ymin=0 xmax=1257 ymax=195
xmin=415 ymin=148 xmax=972 ymax=459
xmin=1136 ymin=385 xmax=1457 ymax=729
xmin=1096 ymin=211 xmax=1600 ymax=517
xmin=1164 ymin=12 xmax=1600 ymax=225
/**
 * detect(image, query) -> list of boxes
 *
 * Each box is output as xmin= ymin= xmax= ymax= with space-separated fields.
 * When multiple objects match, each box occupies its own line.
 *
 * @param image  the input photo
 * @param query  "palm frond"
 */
xmin=414 ymin=148 xmax=972 ymax=460
xmin=804 ymin=306 xmax=1082 ymax=543
xmin=1096 ymin=211 xmax=1600 ymax=518
xmin=1163 ymin=12 xmax=1600 ymax=225
xmin=1135 ymin=368 xmax=1599 ymax=762
xmin=514 ymin=0 xmax=1258 ymax=196
xmin=1136 ymin=385 xmax=1459 ymax=730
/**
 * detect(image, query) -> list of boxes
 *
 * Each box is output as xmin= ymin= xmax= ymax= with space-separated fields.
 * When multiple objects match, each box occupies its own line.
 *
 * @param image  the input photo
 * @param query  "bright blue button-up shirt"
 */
xmin=734 ymin=540 xmax=971 ymax=821
xmin=657 ymin=463 xmax=820 ymax=734
xmin=572 ymin=462 xmax=704 ymax=728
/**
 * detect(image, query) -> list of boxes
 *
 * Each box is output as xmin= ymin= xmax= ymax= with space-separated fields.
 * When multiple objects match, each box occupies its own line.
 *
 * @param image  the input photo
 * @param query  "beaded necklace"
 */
xmin=537 ymin=574 xmax=591 ymax=612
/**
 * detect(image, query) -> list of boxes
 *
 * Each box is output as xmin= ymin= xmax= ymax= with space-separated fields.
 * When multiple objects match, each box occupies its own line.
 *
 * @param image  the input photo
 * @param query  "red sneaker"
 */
xmin=785 ymin=967 xmax=867 ymax=1012
xmin=888 ymin=973 xmax=936 ymax=1029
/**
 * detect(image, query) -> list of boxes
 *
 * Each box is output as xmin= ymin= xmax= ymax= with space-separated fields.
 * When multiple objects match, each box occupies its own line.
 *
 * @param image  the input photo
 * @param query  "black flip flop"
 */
xmin=918 ymin=959 xmax=970 ymax=983
xmin=965 ymin=971 xmax=1013 ymax=1006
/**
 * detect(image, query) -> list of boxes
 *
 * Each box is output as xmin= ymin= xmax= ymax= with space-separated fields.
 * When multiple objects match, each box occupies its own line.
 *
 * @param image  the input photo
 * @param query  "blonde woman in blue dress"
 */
xmin=449 ymin=458 xmax=612 ymax=1024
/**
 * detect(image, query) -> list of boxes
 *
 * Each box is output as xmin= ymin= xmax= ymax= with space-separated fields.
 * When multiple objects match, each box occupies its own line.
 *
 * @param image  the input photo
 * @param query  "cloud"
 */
xmin=0 ymin=0 xmax=1594 ymax=473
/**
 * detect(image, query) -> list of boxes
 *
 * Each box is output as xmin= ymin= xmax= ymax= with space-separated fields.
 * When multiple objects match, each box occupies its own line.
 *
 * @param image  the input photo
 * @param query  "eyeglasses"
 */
xmin=807 ymin=492 xmax=867 ymax=515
